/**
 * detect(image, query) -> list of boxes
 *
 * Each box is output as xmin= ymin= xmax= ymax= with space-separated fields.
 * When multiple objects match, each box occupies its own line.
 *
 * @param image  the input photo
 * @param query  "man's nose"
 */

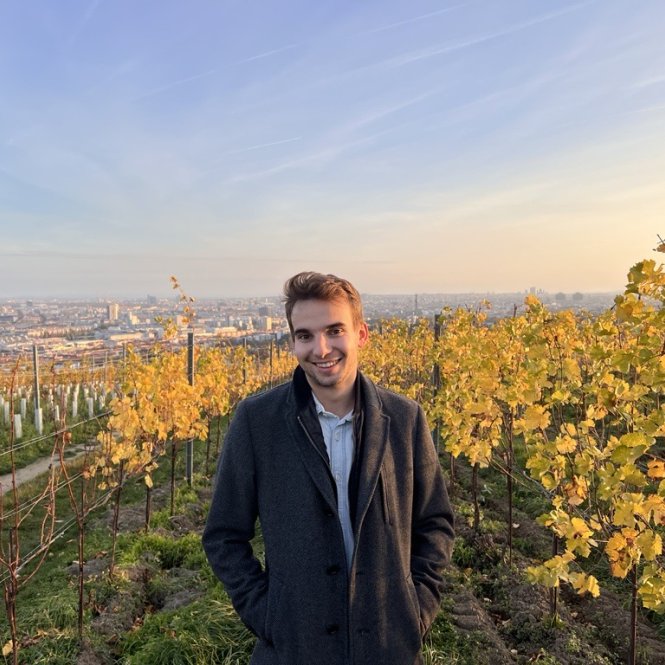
xmin=313 ymin=334 xmax=331 ymax=356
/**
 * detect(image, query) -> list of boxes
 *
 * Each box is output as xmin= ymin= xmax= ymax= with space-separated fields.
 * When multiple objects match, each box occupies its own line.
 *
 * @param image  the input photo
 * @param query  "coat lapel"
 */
xmin=353 ymin=375 xmax=390 ymax=536
xmin=286 ymin=370 xmax=338 ymax=513
xmin=290 ymin=412 xmax=340 ymax=510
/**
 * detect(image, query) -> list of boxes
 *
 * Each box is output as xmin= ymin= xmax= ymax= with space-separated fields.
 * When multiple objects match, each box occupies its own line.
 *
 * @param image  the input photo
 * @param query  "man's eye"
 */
xmin=329 ymin=328 xmax=344 ymax=336
xmin=296 ymin=334 xmax=310 ymax=341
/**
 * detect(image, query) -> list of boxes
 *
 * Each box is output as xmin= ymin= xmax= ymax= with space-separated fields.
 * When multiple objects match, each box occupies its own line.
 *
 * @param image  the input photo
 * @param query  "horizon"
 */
xmin=0 ymin=287 xmax=622 ymax=303
xmin=2 ymin=1 xmax=665 ymax=297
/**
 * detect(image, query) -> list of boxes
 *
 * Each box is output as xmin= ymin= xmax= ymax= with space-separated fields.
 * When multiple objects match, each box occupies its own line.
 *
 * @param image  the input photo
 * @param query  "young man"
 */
xmin=203 ymin=272 xmax=455 ymax=665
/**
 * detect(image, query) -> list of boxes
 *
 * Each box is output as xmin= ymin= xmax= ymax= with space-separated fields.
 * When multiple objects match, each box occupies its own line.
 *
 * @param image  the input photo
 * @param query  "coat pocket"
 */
xmin=264 ymin=575 xmax=284 ymax=644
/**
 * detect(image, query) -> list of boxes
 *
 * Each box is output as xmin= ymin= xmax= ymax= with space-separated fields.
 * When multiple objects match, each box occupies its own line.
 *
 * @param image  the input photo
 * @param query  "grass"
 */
xmin=422 ymin=600 xmax=498 ymax=665
xmin=120 ymin=594 xmax=254 ymax=665
xmin=119 ymin=532 xmax=205 ymax=570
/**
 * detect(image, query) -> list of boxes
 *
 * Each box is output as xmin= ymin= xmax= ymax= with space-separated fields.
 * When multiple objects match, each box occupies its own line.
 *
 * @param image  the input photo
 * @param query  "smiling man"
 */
xmin=203 ymin=271 xmax=455 ymax=665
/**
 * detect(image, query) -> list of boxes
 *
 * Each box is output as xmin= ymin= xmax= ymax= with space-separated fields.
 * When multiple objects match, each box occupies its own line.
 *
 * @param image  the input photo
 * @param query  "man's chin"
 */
xmin=307 ymin=373 xmax=340 ymax=388
xmin=302 ymin=367 xmax=342 ymax=388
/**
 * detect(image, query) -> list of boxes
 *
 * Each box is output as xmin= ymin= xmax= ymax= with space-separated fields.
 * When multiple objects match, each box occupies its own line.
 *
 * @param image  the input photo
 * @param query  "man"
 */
xmin=203 ymin=272 xmax=454 ymax=665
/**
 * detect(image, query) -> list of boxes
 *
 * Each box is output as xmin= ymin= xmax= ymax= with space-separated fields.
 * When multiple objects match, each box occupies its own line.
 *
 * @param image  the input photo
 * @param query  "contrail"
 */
xmin=132 ymin=43 xmax=297 ymax=102
xmin=133 ymin=69 xmax=217 ymax=101
xmin=385 ymin=1 xmax=595 ymax=68
xmin=359 ymin=3 xmax=469 ymax=36
xmin=222 ymin=137 xmax=302 ymax=156
xmin=68 ymin=0 xmax=103 ymax=45
xmin=234 ymin=44 xmax=298 ymax=65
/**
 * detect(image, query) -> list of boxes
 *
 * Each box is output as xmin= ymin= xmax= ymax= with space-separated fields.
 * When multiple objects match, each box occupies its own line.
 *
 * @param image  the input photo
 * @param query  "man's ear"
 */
xmin=358 ymin=322 xmax=369 ymax=348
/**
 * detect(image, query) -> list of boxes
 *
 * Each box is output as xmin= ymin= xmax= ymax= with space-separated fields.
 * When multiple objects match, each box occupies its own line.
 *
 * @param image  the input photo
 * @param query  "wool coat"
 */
xmin=203 ymin=367 xmax=455 ymax=665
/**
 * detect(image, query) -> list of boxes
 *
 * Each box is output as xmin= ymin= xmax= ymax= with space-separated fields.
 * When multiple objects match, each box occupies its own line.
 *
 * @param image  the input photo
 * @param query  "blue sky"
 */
xmin=1 ymin=0 xmax=665 ymax=298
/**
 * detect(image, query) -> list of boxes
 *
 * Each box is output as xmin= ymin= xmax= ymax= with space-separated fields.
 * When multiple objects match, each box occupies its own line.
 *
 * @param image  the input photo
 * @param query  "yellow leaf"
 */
xmin=556 ymin=435 xmax=577 ymax=454
xmin=571 ymin=572 xmax=601 ymax=597
xmin=2 ymin=640 xmax=13 ymax=657
xmin=637 ymin=530 xmax=663 ymax=561
xmin=648 ymin=460 xmax=665 ymax=479
xmin=563 ymin=477 xmax=589 ymax=508
xmin=522 ymin=405 xmax=551 ymax=431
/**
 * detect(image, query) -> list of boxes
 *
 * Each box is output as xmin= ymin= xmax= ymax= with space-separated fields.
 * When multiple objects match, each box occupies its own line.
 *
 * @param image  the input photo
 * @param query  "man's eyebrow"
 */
xmin=293 ymin=327 xmax=310 ymax=336
xmin=326 ymin=322 xmax=346 ymax=330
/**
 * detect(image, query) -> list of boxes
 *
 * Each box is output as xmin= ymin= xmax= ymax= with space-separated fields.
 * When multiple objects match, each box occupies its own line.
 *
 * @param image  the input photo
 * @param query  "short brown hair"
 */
xmin=283 ymin=272 xmax=364 ymax=335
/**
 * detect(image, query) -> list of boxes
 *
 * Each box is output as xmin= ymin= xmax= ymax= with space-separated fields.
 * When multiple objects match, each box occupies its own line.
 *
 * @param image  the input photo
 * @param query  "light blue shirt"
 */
xmin=312 ymin=394 xmax=355 ymax=570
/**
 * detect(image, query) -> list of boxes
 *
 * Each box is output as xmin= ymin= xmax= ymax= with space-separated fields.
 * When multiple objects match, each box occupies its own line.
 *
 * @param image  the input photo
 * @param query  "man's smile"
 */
xmin=313 ymin=359 xmax=341 ymax=368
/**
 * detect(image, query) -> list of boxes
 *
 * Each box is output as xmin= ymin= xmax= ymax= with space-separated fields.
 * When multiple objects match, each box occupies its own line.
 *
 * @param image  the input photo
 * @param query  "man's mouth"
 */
xmin=314 ymin=359 xmax=341 ymax=369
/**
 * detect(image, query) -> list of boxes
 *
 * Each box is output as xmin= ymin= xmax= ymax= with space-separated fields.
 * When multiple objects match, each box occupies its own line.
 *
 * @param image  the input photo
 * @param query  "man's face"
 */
xmin=290 ymin=298 xmax=368 ymax=396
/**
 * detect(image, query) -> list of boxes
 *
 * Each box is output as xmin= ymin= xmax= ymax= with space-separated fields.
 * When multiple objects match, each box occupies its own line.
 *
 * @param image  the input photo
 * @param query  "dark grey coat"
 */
xmin=203 ymin=368 xmax=454 ymax=665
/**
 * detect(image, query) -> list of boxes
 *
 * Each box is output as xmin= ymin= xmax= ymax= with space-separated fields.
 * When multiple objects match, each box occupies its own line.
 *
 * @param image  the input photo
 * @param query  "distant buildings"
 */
xmin=0 ymin=290 xmax=619 ymax=362
xmin=107 ymin=303 xmax=120 ymax=321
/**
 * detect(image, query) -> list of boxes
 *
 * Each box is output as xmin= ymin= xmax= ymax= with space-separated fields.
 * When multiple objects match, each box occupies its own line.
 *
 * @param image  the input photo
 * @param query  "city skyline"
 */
xmin=2 ymin=1 xmax=665 ymax=298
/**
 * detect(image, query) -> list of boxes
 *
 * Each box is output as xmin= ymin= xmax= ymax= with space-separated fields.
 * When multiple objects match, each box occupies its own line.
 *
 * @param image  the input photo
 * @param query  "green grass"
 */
xmin=119 ymin=532 xmax=204 ymax=570
xmin=422 ymin=604 xmax=495 ymax=665
xmin=120 ymin=593 xmax=253 ymax=665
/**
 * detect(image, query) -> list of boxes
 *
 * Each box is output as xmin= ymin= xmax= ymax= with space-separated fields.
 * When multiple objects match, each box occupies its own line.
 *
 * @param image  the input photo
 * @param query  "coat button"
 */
xmin=324 ymin=508 xmax=334 ymax=517
xmin=326 ymin=624 xmax=339 ymax=635
xmin=326 ymin=565 xmax=340 ymax=576
xmin=357 ymin=628 xmax=370 ymax=636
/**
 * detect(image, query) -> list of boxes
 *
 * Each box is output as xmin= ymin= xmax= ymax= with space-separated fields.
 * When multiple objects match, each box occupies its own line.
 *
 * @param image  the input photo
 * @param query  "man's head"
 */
xmin=283 ymin=272 xmax=364 ymax=337
xmin=283 ymin=272 xmax=368 ymax=410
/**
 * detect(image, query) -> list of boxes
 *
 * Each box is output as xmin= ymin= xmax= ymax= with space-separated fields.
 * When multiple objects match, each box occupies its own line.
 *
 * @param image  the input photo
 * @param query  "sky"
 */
xmin=1 ymin=0 xmax=665 ymax=298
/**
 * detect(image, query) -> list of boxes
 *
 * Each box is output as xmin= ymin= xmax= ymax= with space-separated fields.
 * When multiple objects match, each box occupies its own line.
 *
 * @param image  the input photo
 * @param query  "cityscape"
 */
xmin=0 ymin=289 xmax=619 ymax=362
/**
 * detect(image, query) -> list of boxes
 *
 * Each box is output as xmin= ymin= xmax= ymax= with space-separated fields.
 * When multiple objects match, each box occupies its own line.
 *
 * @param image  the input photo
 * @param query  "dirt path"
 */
xmin=0 ymin=443 xmax=93 ymax=490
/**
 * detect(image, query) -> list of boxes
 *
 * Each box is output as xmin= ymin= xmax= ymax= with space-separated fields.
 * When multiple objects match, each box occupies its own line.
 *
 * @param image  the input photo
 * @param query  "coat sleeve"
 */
xmin=410 ymin=404 xmax=455 ymax=635
xmin=202 ymin=400 xmax=268 ymax=639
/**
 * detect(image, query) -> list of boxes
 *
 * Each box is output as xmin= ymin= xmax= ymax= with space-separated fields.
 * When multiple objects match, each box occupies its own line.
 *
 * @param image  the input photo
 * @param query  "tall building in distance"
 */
xmin=107 ymin=303 xmax=120 ymax=321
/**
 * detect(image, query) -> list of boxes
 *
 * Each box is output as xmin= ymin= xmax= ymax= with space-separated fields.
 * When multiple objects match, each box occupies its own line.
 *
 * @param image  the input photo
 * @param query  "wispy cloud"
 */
xmin=630 ymin=74 xmax=665 ymax=89
xmin=341 ymin=90 xmax=437 ymax=133
xmin=133 ymin=69 xmax=217 ymax=101
xmin=623 ymin=103 xmax=665 ymax=115
xmin=234 ymin=44 xmax=298 ymax=65
xmin=357 ymin=3 xmax=469 ymax=36
xmin=222 ymin=91 xmax=434 ymax=184
xmin=380 ymin=1 xmax=595 ymax=68
xmin=131 ymin=43 xmax=298 ymax=102
xmin=220 ymin=137 xmax=302 ymax=157
xmin=221 ymin=139 xmax=361 ymax=184
xmin=67 ymin=0 xmax=103 ymax=46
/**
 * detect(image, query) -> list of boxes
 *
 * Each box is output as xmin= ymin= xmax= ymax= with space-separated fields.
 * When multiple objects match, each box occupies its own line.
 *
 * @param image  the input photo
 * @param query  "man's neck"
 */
xmin=309 ymin=382 xmax=355 ymax=418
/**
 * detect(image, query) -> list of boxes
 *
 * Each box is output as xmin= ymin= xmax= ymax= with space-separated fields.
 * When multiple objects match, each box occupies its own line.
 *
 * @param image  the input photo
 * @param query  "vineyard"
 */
xmin=1 ymin=258 xmax=665 ymax=663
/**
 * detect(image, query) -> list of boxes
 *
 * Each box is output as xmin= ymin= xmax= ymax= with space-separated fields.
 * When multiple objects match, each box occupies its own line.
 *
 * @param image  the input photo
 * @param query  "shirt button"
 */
xmin=326 ymin=624 xmax=339 ymax=635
